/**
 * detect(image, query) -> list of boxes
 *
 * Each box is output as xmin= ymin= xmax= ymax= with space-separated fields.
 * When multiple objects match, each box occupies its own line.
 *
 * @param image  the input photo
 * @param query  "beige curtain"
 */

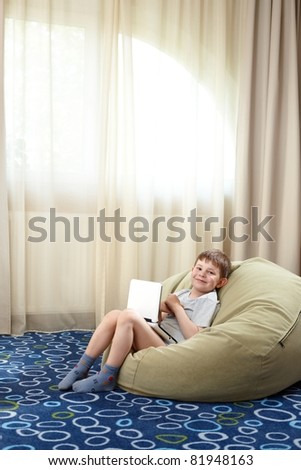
xmin=232 ymin=0 xmax=301 ymax=274
xmin=0 ymin=0 xmax=11 ymax=333
xmin=1 ymin=0 xmax=300 ymax=335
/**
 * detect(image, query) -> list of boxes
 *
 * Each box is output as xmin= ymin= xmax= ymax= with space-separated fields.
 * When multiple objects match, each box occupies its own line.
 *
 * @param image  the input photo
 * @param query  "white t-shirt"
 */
xmin=160 ymin=289 xmax=219 ymax=343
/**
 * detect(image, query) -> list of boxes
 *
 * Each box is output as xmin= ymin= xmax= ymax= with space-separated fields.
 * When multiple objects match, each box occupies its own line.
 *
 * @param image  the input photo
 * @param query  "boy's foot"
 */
xmin=58 ymin=353 xmax=95 ymax=390
xmin=72 ymin=364 xmax=119 ymax=393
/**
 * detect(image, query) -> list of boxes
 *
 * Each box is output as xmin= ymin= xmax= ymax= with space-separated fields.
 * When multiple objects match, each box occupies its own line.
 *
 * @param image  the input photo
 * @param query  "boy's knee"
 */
xmin=118 ymin=308 xmax=140 ymax=324
xmin=105 ymin=309 xmax=123 ymax=323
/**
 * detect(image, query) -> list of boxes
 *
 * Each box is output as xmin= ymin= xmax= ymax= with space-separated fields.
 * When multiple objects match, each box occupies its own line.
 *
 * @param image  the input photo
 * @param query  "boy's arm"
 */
xmin=164 ymin=294 xmax=200 ymax=338
xmin=158 ymin=299 xmax=172 ymax=322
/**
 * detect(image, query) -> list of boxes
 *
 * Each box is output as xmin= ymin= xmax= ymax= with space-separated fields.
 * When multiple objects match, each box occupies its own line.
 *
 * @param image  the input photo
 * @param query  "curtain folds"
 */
xmin=0 ymin=0 xmax=11 ymax=334
xmin=232 ymin=0 xmax=301 ymax=273
xmin=1 ymin=0 xmax=301 ymax=335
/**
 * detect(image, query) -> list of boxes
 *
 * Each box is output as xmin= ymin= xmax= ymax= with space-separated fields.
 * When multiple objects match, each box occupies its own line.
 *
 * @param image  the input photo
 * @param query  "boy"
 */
xmin=58 ymin=249 xmax=231 ymax=393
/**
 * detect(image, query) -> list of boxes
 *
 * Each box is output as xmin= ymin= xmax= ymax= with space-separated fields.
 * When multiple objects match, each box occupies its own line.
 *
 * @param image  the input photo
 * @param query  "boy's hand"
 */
xmin=159 ymin=294 xmax=183 ymax=322
xmin=158 ymin=300 xmax=172 ymax=323
xmin=165 ymin=293 xmax=182 ymax=311
xmin=162 ymin=294 xmax=202 ymax=340
xmin=160 ymin=299 xmax=172 ymax=314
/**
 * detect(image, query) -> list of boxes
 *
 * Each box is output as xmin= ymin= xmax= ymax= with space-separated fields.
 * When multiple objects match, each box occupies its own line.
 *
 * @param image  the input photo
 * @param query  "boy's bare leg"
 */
xmin=85 ymin=309 xmax=123 ymax=358
xmin=72 ymin=309 xmax=166 ymax=393
xmin=106 ymin=309 xmax=166 ymax=366
xmin=58 ymin=309 xmax=122 ymax=390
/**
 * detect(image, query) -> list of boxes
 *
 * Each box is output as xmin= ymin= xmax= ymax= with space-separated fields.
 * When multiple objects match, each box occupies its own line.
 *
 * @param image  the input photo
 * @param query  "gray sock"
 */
xmin=58 ymin=353 xmax=95 ymax=390
xmin=72 ymin=364 xmax=119 ymax=393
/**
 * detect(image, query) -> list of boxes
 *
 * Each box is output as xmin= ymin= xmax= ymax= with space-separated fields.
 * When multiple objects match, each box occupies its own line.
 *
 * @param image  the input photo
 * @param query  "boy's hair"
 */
xmin=194 ymin=249 xmax=232 ymax=279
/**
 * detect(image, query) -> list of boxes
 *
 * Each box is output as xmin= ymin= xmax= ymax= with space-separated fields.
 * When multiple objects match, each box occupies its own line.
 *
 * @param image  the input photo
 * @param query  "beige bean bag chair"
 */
xmin=114 ymin=257 xmax=301 ymax=402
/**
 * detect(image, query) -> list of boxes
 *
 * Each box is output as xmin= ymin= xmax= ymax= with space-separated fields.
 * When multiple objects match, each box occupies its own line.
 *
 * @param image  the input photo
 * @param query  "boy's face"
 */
xmin=191 ymin=258 xmax=228 ymax=295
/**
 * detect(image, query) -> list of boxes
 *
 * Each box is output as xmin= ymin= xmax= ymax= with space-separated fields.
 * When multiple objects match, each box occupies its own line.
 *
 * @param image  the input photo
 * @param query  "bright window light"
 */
xmin=5 ymin=19 xmax=235 ymax=201
xmin=130 ymin=38 xmax=235 ymax=200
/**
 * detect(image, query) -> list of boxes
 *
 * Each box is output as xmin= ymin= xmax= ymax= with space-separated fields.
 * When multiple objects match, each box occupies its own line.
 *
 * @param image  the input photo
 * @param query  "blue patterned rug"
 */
xmin=0 ymin=330 xmax=301 ymax=450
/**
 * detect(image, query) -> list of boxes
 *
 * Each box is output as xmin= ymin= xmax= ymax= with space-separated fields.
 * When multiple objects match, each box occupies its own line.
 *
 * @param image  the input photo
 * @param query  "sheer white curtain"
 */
xmin=94 ymin=0 xmax=239 ymax=325
xmin=0 ymin=0 xmax=11 ymax=334
xmin=2 ymin=0 xmax=300 ymax=335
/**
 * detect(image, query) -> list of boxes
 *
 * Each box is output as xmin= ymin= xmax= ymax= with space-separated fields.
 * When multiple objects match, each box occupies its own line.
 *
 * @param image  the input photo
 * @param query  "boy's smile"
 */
xmin=190 ymin=259 xmax=227 ymax=297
